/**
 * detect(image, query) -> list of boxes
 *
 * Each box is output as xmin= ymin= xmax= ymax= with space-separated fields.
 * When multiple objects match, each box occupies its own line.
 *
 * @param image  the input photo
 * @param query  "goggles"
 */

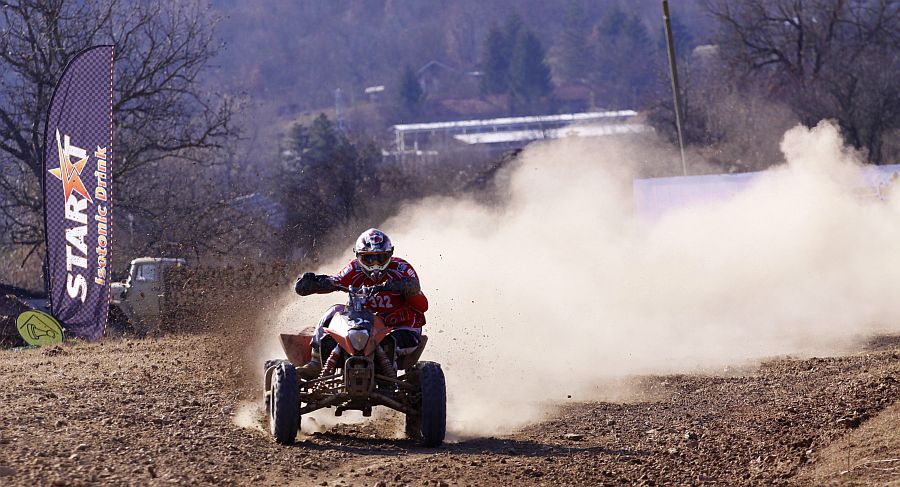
xmin=358 ymin=251 xmax=391 ymax=270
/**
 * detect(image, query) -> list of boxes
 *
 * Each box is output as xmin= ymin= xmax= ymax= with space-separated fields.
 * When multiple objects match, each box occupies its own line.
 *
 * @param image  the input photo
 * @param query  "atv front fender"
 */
xmin=280 ymin=333 xmax=313 ymax=366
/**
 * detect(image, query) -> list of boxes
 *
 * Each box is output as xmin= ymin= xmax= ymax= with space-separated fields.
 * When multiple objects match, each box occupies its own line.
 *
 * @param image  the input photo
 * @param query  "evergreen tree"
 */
xmin=622 ymin=15 xmax=653 ymax=104
xmin=281 ymin=114 xmax=363 ymax=244
xmin=284 ymin=123 xmax=309 ymax=160
xmin=597 ymin=7 xmax=627 ymax=40
xmin=305 ymin=114 xmax=343 ymax=165
xmin=502 ymin=13 xmax=524 ymax=51
xmin=657 ymin=14 xmax=695 ymax=58
xmin=398 ymin=64 xmax=424 ymax=114
xmin=480 ymin=14 xmax=525 ymax=95
xmin=509 ymin=30 xmax=552 ymax=111
xmin=623 ymin=15 xmax=652 ymax=53
xmin=593 ymin=9 xmax=658 ymax=108
xmin=480 ymin=25 xmax=511 ymax=94
xmin=480 ymin=13 xmax=553 ymax=112
xmin=556 ymin=0 xmax=591 ymax=84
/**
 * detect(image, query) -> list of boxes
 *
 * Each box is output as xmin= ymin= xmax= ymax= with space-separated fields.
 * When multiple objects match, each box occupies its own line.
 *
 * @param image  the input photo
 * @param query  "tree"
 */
xmin=280 ymin=114 xmax=378 ymax=254
xmin=592 ymin=8 xmax=659 ymax=108
xmin=555 ymin=0 xmax=591 ymax=84
xmin=398 ymin=65 xmax=424 ymax=115
xmin=508 ymin=30 xmax=552 ymax=112
xmin=596 ymin=7 xmax=627 ymax=40
xmin=0 ymin=0 xmax=235 ymax=257
xmin=647 ymin=46 xmax=801 ymax=172
xmin=656 ymin=11 xmax=694 ymax=58
xmin=304 ymin=115 xmax=345 ymax=166
xmin=704 ymin=0 xmax=900 ymax=163
xmin=502 ymin=13 xmax=524 ymax=52
xmin=479 ymin=14 xmax=526 ymax=96
xmin=480 ymin=25 xmax=511 ymax=95
xmin=479 ymin=14 xmax=551 ymax=112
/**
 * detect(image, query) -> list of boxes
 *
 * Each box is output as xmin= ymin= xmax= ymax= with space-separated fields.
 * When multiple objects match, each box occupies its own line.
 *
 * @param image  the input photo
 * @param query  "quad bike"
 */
xmin=263 ymin=284 xmax=446 ymax=447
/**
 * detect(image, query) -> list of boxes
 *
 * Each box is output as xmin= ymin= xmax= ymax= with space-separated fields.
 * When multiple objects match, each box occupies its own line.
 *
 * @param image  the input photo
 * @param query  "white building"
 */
xmin=390 ymin=110 xmax=651 ymax=155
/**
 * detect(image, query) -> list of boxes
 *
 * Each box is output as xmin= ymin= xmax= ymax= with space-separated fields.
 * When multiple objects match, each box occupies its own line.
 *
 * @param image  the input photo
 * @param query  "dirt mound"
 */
xmin=0 ymin=294 xmax=31 ymax=348
xmin=795 ymin=401 xmax=900 ymax=485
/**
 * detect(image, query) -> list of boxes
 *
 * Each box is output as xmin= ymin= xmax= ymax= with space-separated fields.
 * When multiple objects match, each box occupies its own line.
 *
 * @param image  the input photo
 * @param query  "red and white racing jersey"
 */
xmin=330 ymin=257 xmax=428 ymax=328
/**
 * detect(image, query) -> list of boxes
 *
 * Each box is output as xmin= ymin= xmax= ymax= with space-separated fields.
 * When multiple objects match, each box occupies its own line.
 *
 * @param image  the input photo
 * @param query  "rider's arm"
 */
xmin=381 ymin=277 xmax=420 ymax=296
xmin=388 ymin=259 xmax=424 ymax=297
xmin=407 ymin=292 xmax=428 ymax=313
xmin=388 ymin=259 xmax=428 ymax=312
xmin=331 ymin=260 xmax=358 ymax=288
xmin=294 ymin=272 xmax=336 ymax=296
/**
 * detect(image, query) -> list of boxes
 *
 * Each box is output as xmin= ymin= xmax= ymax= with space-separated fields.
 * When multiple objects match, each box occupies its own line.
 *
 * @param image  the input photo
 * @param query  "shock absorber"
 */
xmin=315 ymin=347 xmax=343 ymax=385
xmin=375 ymin=346 xmax=397 ymax=379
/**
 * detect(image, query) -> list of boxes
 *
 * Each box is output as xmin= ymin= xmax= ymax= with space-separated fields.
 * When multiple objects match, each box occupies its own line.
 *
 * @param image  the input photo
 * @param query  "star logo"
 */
xmin=48 ymin=129 xmax=92 ymax=203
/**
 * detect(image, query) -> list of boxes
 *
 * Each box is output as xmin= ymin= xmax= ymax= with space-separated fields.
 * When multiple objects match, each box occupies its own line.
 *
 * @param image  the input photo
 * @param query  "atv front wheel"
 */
xmin=269 ymin=361 xmax=300 ymax=444
xmin=405 ymin=361 xmax=446 ymax=447
xmin=263 ymin=359 xmax=289 ymax=412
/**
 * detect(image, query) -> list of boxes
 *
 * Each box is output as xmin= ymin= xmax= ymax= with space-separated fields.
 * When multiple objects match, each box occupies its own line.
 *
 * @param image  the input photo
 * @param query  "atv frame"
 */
xmin=264 ymin=327 xmax=446 ymax=447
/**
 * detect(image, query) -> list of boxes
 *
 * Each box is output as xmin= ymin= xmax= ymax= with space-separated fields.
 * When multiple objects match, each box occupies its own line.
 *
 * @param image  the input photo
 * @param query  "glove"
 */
xmin=295 ymin=272 xmax=335 ymax=296
xmin=317 ymin=275 xmax=337 ymax=293
xmin=380 ymin=277 xmax=420 ymax=297
xmin=294 ymin=272 xmax=316 ymax=296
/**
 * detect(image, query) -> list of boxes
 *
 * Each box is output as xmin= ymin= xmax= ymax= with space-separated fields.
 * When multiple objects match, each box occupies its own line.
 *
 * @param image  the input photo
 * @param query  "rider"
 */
xmin=294 ymin=228 xmax=427 ymax=379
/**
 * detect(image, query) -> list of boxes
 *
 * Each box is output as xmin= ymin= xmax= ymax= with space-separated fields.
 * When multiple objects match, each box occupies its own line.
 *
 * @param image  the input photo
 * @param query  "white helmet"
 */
xmin=354 ymin=228 xmax=393 ymax=280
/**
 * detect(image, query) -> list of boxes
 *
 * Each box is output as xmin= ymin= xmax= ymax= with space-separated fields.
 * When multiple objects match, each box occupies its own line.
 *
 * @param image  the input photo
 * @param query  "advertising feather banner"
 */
xmin=42 ymin=45 xmax=114 ymax=341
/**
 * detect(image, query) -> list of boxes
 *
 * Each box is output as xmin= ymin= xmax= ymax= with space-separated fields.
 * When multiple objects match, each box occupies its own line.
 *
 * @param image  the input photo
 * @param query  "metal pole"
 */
xmin=334 ymin=88 xmax=346 ymax=132
xmin=662 ymin=0 xmax=688 ymax=176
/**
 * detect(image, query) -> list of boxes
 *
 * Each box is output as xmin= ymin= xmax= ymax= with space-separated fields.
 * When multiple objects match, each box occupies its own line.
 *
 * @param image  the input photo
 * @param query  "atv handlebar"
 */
xmin=333 ymin=283 xmax=383 ymax=311
xmin=333 ymin=283 xmax=383 ymax=296
xmin=332 ymin=278 xmax=418 ymax=297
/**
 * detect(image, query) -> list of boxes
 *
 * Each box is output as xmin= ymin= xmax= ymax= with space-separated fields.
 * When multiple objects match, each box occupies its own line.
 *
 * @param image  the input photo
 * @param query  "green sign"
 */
xmin=16 ymin=310 xmax=64 ymax=346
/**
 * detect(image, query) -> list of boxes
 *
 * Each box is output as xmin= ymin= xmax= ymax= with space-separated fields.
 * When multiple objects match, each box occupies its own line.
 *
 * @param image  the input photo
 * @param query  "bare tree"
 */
xmin=0 ymin=0 xmax=235 ymax=261
xmin=117 ymin=161 xmax=266 ymax=265
xmin=705 ymin=0 xmax=900 ymax=163
xmin=647 ymin=45 xmax=802 ymax=172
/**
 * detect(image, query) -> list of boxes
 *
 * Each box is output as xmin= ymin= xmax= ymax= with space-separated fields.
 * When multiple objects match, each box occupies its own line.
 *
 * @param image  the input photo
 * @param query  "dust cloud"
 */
xmin=271 ymin=121 xmax=900 ymax=437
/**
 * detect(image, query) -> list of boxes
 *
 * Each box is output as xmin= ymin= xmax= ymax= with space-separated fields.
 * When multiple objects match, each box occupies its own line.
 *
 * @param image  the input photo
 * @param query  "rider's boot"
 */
xmin=375 ymin=347 xmax=397 ymax=379
xmin=384 ymin=340 xmax=398 ymax=371
xmin=297 ymin=348 xmax=322 ymax=380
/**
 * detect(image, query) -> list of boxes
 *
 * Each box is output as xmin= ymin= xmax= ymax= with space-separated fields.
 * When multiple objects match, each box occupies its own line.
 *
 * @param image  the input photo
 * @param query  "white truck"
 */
xmin=110 ymin=257 xmax=188 ymax=334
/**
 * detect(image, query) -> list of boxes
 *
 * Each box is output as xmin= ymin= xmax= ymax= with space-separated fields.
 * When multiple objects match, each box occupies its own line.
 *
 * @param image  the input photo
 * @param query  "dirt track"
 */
xmin=0 ymin=332 xmax=898 ymax=486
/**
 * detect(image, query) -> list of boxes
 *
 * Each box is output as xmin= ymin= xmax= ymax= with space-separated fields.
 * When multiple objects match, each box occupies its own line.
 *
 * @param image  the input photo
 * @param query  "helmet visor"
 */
xmin=358 ymin=252 xmax=391 ymax=271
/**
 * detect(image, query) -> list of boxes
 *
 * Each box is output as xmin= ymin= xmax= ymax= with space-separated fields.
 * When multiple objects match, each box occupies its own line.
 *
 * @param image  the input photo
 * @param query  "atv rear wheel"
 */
xmin=269 ymin=361 xmax=300 ymax=444
xmin=405 ymin=361 xmax=446 ymax=447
